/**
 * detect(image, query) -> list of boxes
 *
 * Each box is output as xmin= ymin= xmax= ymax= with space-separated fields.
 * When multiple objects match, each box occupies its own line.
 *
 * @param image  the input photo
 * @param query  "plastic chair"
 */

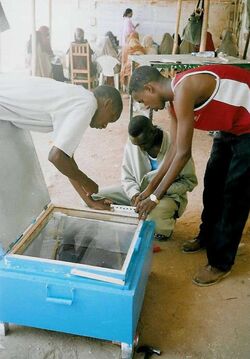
xmin=96 ymin=55 xmax=120 ymax=90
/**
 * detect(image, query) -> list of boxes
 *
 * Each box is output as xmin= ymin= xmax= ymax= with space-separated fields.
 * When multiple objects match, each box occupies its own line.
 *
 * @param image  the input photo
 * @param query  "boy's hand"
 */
xmin=136 ymin=197 xmax=157 ymax=220
xmin=131 ymin=193 xmax=140 ymax=206
xmin=134 ymin=186 xmax=153 ymax=206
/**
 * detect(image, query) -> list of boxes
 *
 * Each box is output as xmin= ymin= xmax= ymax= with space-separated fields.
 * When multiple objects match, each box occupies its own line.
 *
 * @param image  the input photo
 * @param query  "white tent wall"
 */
xmin=0 ymin=0 xmax=248 ymax=73
xmin=0 ymin=0 xmax=95 ymax=73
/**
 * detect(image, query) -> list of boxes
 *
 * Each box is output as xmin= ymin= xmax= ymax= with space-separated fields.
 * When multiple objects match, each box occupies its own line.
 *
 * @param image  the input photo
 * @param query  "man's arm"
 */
xmin=69 ymin=178 xmax=111 ymax=210
xmin=49 ymin=147 xmax=111 ymax=210
xmin=48 ymin=146 xmax=98 ymax=195
xmin=121 ymin=142 xmax=141 ymax=204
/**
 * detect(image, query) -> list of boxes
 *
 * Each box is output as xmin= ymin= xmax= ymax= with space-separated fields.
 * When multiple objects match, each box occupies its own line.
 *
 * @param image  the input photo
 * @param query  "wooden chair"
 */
xmin=69 ymin=42 xmax=95 ymax=89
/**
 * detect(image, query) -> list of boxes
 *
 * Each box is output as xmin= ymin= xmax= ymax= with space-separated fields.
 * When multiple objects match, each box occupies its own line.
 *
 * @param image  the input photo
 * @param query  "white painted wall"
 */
xmin=0 ymin=0 xmax=248 ymax=73
xmin=95 ymin=0 xmax=232 ymax=47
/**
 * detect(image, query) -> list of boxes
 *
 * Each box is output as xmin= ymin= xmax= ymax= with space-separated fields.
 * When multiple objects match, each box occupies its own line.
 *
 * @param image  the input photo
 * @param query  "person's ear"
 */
xmin=103 ymin=98 xmax=112 ymax=108
xmin=144 ymin=83 xmax=154 ymax=94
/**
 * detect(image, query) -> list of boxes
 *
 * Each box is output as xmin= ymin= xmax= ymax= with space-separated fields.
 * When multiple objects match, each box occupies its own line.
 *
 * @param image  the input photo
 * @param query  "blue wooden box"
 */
xmin=0 ymin=121 xmax=155 ymax=358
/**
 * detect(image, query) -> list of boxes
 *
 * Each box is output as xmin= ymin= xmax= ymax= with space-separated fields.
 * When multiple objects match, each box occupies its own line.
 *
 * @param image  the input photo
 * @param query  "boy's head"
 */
xmin=128 ymin=115 xmax=157 ymax=152
xmin=91 ymin=85 xmax=123 ymax=129
xmin=129 ymin=66 xmax=167 ymax=111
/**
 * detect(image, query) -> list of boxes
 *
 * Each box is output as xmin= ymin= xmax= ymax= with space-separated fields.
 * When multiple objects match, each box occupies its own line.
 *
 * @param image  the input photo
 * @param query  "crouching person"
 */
xmin=94 ymin=115 xmax=198 ymax=240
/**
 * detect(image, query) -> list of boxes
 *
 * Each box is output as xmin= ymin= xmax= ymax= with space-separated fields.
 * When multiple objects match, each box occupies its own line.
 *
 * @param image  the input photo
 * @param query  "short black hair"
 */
xmin=128 ymin=115 xmax=152 ymax=137
xmin=129 ymin=66 xmax=162 ymax=94
xmin=94 ymin=85 xmax=123 ymax=115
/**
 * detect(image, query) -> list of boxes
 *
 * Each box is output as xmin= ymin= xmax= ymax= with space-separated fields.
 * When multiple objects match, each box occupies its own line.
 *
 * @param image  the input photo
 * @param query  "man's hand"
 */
xmin=82 ymin=175 xmax=98 ymax=196
xmin=135 ymin=197 xmax=157 ymax=220
xmin=89 ymin=198 xmax=112 ymax=211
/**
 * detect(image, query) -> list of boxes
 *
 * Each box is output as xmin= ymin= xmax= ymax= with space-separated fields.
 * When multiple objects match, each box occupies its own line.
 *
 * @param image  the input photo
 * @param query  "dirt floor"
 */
xmin=1 ymin=98 xmax=250 ymax=359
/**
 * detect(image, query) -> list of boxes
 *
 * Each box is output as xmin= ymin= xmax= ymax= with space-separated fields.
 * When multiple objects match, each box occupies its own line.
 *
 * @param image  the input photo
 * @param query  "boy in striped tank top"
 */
xmin=129 ymin=65 xmax=250 ymax=286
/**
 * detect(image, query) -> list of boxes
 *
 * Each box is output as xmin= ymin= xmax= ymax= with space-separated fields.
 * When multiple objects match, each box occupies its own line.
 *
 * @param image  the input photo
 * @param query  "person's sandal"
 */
xmin=182 ymin=237 xmax=205 ymax=253
xmin=154 ymin=232 xmax=172 ymax=241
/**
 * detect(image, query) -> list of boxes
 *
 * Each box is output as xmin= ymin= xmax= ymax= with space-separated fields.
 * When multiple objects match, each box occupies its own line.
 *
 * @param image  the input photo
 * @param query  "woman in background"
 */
xmin=121 ymin=8 xmax=139 ymax=47
xmin=120 ymin=32 xmax=145 ymax=91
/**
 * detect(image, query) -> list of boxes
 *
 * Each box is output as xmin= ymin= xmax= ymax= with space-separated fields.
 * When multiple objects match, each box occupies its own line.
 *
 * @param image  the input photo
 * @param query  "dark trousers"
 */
xmin=198 ymin=132 xmax=250 ymax=271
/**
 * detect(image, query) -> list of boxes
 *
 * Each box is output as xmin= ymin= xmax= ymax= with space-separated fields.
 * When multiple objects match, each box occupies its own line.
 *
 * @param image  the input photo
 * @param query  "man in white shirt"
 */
xmin=0 ymin=75 xmax=123 ymax=210
xmin=95 ymin=115 xmax=197 ymax=239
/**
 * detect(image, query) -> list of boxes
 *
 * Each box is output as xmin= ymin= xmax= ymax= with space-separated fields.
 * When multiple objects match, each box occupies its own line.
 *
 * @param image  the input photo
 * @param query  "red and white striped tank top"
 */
xmin=171 ymin=65 xmax=250 ymax=135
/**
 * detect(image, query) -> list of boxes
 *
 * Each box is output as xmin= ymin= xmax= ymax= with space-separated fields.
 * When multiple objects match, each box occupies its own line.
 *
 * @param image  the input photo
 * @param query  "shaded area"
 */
xmin=1 ymin=99 xmax=249 ymax=359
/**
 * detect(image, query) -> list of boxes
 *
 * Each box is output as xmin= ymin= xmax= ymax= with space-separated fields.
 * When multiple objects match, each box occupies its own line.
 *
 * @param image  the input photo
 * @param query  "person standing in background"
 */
xmin=142 ymin=35 xmax=158 ymax=54
xmin=26 ymin=25 xmax=54 ymax=78
xmin=159 ymin=33 xmax=174 ymax=55
xmin=106 ymin=31 xmax=119 ymax=53
xmin=120 ymin=32 xmax=145 ymax=92
xmin=121 ymin=8 xmax=139 ymax=46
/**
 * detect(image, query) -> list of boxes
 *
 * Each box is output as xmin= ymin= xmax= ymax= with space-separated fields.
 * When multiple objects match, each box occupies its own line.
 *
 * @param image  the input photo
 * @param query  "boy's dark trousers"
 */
xmin=197 ymin=131 xmax=250 ymax=271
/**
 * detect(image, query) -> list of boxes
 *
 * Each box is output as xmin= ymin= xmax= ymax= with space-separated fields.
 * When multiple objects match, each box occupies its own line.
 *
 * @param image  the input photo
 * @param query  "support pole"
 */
xmin=172 ymin=0 xmax=182 ymax=54
xmin=31 ymin=0 xmax=36 ymax=76
xmin=0 ymin=35 xmax=2 ymax=73
xmin=233 ymin=0 xmax=238 ymax=34
xmin=49 ymin=0 xmax=52 ymax=39
xmin=243 ymin=30 xmax=250 ymax=59
xmin=199 ymin=0 xmax=210 ymax=52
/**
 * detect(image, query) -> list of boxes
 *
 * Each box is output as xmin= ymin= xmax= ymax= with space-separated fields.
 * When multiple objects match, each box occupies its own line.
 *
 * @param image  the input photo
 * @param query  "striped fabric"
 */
xmin=172 ymin=65 xmax=250 ymax=135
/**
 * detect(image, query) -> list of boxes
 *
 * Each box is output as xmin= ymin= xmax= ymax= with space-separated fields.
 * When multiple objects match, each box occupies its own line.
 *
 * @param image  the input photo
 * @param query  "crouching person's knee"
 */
xmin=148 ymin=197 xmax=179 ymax=240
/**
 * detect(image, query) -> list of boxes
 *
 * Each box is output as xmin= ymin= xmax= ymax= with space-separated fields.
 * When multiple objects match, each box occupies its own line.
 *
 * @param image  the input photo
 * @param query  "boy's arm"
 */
xmin=153 ymin=83 xmax=196 ymax=199
xmin=136 ymin=85 xmax=196 ymax=218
